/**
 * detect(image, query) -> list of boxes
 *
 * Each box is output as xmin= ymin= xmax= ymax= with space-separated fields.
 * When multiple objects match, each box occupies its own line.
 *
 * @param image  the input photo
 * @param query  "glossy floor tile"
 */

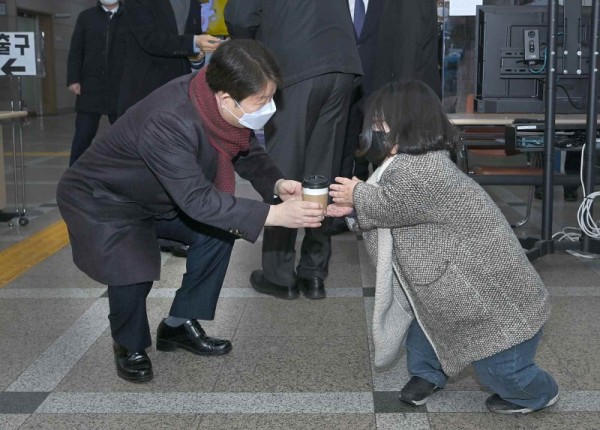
xmin=1 ymin=114 xmax=600 ymax=428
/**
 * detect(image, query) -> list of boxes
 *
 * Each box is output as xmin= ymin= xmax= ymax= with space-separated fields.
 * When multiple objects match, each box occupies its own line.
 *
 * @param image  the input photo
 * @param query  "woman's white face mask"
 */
xmin=99 ymin=0 xmax=119 ymax=6
xmin=224 ymin=99 xmax=276 ymax=130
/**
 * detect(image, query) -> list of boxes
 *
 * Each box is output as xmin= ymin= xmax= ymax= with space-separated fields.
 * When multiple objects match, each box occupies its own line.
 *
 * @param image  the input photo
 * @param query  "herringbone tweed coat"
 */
xmin=352 ymin=151 xmax=550 ymax=376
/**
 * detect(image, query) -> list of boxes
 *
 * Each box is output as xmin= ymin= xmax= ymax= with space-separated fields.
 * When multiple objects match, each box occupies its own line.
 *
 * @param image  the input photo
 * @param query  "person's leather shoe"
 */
xmin=156 ymin=319 xmax=232 ymax=356
xmin=159 ymin=244 xmax=189 ymax=258
xmin=299 ymin=276 xmax=326 ymax=299
xmin=170 ymin=244 xmax=189 ymax=257
xmin=250 ymin=270 xmax=299 ymax=299
xmin=328 ymin=218 xmax=350 ymax=235
xmin=113 ymin=342 xmax=153 ymax=383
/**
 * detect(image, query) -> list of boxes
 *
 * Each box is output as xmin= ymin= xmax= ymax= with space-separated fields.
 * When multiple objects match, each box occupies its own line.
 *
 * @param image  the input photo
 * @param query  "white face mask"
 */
xmin=224 ymin=99 xmax=276 ymax=130
xmin=99 ymin=0 xmax=118 ymax=6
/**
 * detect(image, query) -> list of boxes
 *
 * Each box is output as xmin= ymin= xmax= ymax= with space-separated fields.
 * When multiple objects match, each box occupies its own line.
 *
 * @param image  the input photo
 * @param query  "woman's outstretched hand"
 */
xmin=265 ymin=198 xmax=324 ymax=228
xmin=329 ymin=176 xmax=361 ymax=206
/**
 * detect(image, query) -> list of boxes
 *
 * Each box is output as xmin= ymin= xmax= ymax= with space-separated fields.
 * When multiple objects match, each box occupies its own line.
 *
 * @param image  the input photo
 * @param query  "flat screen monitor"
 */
xmin=474 ymin=5 xmax=597 ymax=113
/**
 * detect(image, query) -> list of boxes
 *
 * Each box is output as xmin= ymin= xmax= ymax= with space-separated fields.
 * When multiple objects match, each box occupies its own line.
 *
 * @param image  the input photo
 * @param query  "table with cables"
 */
xmin=449 ymin=113 xmax=600 ymax=258
xmin=449 ymin=113 xmax=598 ymax=188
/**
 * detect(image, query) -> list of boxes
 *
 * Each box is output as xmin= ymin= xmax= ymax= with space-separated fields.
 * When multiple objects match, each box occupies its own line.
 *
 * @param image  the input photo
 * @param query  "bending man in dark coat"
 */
xmin=66 ymin=0 xmax=126 ymax=165
xmin=57 ymin=40 xmax=325 ymax=383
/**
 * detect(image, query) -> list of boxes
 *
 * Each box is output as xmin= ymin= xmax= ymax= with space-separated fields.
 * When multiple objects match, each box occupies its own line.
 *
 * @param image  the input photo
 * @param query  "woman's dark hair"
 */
xmin=206 ymin=39 xmax=283 ymax=101
xmin=358 ymin=79 xmax=458 ymax=164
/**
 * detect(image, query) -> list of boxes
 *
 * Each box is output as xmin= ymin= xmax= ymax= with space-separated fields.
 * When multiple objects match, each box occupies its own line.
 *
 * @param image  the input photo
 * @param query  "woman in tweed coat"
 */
xmin=327 ymin=80 xmax=559 ymax=414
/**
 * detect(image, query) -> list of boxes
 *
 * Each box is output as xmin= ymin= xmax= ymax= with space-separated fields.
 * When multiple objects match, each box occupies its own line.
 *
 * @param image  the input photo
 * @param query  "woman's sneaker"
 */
xmin=399 ymin=376 xmax=441 ymax=406
xmin=485 ymin=392 xmax=559 ymax=414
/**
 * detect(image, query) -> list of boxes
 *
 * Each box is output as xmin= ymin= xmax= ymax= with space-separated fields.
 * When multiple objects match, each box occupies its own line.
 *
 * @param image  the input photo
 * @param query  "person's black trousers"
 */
xmin=70 ymin=112 xmax=117 ymax=166
xmin=339 ymin=88 xmax=372 ymax=181
xmin=107 ymin=216 xmax=235 ymax=351
xmin=261 ymin=72 xmax=355 ymax=286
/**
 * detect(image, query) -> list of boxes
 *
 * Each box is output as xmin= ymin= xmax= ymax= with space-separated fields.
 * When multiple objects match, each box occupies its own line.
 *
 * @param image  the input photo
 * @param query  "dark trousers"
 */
xmin=70 ymin=112 xmax=117 ymax=166
xmin=261 ymin=72 xmax=355 ymax=286
xmin=107 ymin=216 xmax=235 ymax=351
xmin=339 ymin=88 xmax=378 ymax=181
xmin=339 ymin=90 xmax=364 ymax=179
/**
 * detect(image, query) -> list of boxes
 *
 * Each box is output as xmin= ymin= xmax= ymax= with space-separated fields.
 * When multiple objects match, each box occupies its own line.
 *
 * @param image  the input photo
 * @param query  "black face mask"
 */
xmin=364 ymin=130 xmax=388 ymax=166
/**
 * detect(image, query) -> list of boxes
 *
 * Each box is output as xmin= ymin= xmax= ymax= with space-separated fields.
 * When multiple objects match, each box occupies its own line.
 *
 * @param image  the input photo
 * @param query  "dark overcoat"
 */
xmin=57 ymin=75 xmax=282 ymax=286
xmin=67 ymin=2 xmax=127 ymax=115
xmin=117 ymin=0 xmax=202 ymax=115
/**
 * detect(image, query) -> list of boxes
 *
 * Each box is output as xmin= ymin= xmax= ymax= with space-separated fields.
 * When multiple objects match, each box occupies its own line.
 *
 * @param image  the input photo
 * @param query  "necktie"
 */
xmin=107 ymin=11 xmax=113 ymax=20
xmin=354 ymin=0 xmax=365 ymax=37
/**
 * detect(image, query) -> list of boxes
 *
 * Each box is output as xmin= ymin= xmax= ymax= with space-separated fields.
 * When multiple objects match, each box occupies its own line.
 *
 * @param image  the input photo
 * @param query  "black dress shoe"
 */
xmin=170 ymin=244 xmax=189 ymax=257
xmin=156 ymin=319 xmax=232 ymax=356
xmin=250 ymin=270 xmax=299 ymax=299
xmin=299 ymin=276 xmax=326 ymax=300
xmin=328 ymin=218 xmax=350 ymax=236
xmin=159 ymin=244 xmax=189 ymax=258
xmin=113 ymin=342 xmax=153 ymax=383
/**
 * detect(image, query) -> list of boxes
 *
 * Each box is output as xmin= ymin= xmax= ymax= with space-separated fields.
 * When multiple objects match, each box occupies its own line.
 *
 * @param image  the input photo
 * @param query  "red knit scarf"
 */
xmin=189 ymin=68 xmax=251 ymax=193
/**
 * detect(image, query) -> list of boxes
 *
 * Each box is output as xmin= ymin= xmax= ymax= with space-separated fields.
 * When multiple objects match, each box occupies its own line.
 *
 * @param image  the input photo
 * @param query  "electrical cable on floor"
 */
xmin=555 ymin=144 xmax=600 ymax=259
xmin=551 ymin=227 xmax=597 ymax=259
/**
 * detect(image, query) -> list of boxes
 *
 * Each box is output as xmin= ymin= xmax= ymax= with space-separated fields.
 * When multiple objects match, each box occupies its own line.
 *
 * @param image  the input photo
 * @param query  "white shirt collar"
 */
xmin=348 ymin=0 xmax=369 ymax=22
xmin=102 ymin=4 xmax=119 ymax=14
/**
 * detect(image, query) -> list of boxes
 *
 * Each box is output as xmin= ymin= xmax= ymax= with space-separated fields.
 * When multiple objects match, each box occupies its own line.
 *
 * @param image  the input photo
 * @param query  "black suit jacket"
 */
xmin=58 ymin=75 xmax=283 ymax=286
xmin=355 ymin=0 xmax=383 ymax=97
xmin=67 ymin=2 xmax=126 ymax=115
xmin=224 ymin=0 xmax=363 ymax=88
xmin=373 ymin=0 xmax=441 ymax=97
xmin=117 ymin=0 xmax=202 ymax=115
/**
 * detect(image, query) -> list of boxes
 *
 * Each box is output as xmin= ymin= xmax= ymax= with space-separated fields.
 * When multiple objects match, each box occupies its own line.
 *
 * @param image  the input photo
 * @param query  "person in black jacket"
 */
xmin=225 ymin=0 xmax=363 ymax=301
xmin=331 ymin=0 xmax=442 ymax=235
xmin=117 ymin=0 xmax=222 ymax=116
xmin=66 ymin=0 xmax=126 ymax=165
xmin=340 ymin=0 xmax=441 ymax=183
xmin=117 ymin=0 xmax=223 ymax=257
xmin=372 ymin=0 xmax=441 ymax=97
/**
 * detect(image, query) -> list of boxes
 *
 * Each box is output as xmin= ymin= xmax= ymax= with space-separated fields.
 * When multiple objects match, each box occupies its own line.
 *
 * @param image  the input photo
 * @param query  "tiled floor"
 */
xmin=1 ymin=114 xmax=600 ymax=429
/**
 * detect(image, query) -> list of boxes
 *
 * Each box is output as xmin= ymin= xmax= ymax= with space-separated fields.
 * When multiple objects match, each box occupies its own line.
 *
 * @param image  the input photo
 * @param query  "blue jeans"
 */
xmin=406 ymin=320 xmax=559 ymax=410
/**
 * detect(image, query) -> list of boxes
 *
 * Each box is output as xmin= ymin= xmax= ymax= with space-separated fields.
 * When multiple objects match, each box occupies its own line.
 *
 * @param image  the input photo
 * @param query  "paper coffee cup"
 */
xmin=302 ymin=175 xmax=329 ymax=208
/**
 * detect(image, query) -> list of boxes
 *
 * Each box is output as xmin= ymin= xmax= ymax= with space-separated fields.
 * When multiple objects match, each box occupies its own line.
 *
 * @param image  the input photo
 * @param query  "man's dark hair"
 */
xmin=206 ymin=39 xmax=283 ymax=101
xmin=358 ymin=79 xmax=458 ymax=164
